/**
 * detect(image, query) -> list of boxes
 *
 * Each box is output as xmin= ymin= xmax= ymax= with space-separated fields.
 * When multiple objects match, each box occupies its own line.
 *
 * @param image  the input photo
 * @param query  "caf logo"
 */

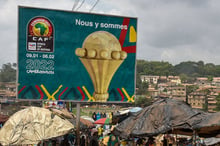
xmin=29 ymin=17 xmax=53 ymax=37
xmin=27 ymin=17 xmax=54 ymax=52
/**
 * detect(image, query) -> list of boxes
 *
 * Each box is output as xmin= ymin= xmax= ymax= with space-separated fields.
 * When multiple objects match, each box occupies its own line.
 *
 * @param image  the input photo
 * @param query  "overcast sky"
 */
xmin=1 ymin=0 xmax=220 ymax=65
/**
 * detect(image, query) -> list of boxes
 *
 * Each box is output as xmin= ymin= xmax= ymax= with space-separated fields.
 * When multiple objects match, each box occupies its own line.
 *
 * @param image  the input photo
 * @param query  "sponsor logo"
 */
xmin=28 ymin=42 xmax=36 ymax=50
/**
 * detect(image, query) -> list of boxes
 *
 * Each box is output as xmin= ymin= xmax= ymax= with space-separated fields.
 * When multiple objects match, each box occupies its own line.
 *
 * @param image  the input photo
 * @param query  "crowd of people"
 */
xmin=34 ymin=129 xmax=156 ymax=146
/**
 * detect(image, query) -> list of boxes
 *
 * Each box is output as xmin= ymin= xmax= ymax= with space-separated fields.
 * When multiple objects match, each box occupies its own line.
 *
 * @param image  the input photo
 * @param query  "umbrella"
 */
xmin=51 ymin=108 xmax=94 ymax=129
xmin=68 ymin=117 xmax=95 ymax=130
xmin=68 ymin=118 xmax=94 ymax=131
xmin=0 ymin=106 xmax=74 ymax=146
xmin=113 ymin=98 xmax=204 ymax=138
xmin=129 ymin=107 xmax=142 ymax=113
xmin=112 ymin=107 xmax=142 ymax=124
xmin=81 ymin=115 xmax=95 ymax=123
xmin=80 ymin=118 xmax=95 ymax=128
xmin=94 ymin=118 xmax=111 ymax=125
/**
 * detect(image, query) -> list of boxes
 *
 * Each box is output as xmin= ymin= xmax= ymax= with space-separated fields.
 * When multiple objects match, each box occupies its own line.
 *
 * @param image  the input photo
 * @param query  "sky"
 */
xmin=1 ymin=0 xmax=220 ymax=65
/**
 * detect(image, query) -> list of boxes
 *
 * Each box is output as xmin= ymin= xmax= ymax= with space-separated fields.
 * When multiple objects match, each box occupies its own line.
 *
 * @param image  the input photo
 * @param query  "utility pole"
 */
xmin=76 ymin=103 xmax=81 ymax=146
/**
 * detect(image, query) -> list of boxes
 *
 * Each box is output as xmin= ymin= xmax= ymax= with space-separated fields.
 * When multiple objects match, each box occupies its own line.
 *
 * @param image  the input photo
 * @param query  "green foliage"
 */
xmin=207 ymin=75 xmax=213 ymax=81
xmin=136 ymin=60 xmax=148 ymax=75
xmin=179 ymin=73 xmax=188 ymax=83
xmin=163 ymin=88 xmax=167 ymax=92
xmin=0 ymin=63 xmax=16 ymax=82
xmin=135 ymin=60 xmax=220 ymax=95
xmin=173 ymin=61 xmax=198 ymax=75
xmin=136 ymin=60 xmax=220 ymax=79
xmin=136 ymin=60 xmax=174 ymax=76
xmin=186 ymin=85 xmax=199 ymax=95
xmin=136 ymin=80 xmax=149 ymax=95
xmin=179 ymin=73 xmax=195 ymax=83
xmin=200 ymin=89 xmax=210 ymax=112
xmin=134 ymin=96 xmax=153 ymax=107
xmin=203 ymin=102 xmax=208 ymax=112
xmin=215 ymin=94 xmax=220 ymax=111
xmin=136 ymin=73 xmax=142 ymax=89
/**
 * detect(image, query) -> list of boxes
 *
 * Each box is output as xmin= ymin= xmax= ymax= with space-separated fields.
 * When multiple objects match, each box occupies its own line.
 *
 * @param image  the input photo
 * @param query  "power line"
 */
xmin=89 ymin=0 xmax=99 ymax=12
xmin=72 ymin=0 xmax=99 ymax=12
xmin=76 ymin=0 xmax=85 ymax=10
xmin=72 ymin=0 xmax=80 ymax=11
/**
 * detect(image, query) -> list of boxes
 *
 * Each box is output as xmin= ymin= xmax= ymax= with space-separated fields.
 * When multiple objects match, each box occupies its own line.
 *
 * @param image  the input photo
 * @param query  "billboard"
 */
xmin=18 ymin=6 xmax=137 ymax=102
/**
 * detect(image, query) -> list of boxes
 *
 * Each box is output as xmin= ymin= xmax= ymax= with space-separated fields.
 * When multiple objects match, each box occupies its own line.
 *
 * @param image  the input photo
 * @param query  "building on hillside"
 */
xmin=188 ymin=91 xmax=206 ymax=109
xmin=140 ymin=75 xmax=159 ymax=84
xmin=0 ymin=82 xmax=16 ymax=92
xmin=212 ymin=77 xmax=220 ymax=86
xmin=195 ymin=77 xmax=210 ymax=86
xmin=147 ymin=85 xmax=159 ymax=97
xmin=157 ymin=83 xmax=169 ymax=93
xmin=207 ymin=92 xmax=218 ymax=112
xmin=188 ymin=86 xmax=219 ymax=112
xmin=169 ymin=86 xmax=186 ymax=102
xmin=0 ymin=82 xmax=16 ymax=102
xmin=158 ymin=76 xmax=167 ymax=83
xmin=157 ymin=83 xmax=186 ymax=102
xmin=167 ymin=76 xmax=181 ymax=85
xmin=0 ymin=90 xmax=6 ymax=98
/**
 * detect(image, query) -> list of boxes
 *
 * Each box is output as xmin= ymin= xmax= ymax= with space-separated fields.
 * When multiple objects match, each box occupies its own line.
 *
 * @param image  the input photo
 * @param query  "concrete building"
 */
xmin=0 ymin=82 xmax=16 ymax=102
xmin=195 ymin=77 xmax=210 ymax=86
xmin=212 ymin=77 xmax=220 ymax=86
xmin=169 ymin=86 xmax=186 ymax=102
xmin=140 ymin=75 xmax=159 ymax=84
xmin=188 ymin=91 xmax=206 ymax=109
xmin=188 ymin=86 xmax=219 ymax=112
xmin=147 ymin=86 xmax=159 ymax=97
xmin=167 ymin=76 xmax=181 ymax=85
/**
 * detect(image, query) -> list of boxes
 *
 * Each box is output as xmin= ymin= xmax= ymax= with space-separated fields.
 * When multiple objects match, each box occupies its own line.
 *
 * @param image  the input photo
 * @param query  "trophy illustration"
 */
xmin=75 ymin=31 xmax=127 ymax=102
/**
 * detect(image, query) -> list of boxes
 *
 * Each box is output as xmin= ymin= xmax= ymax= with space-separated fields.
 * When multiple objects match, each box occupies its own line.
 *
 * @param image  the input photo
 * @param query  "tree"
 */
xmin=186 ymin=85 xmax=198 ymax=104
xmin=136 ymin=60 xmax=147 ymax=74
xmin=202 ymin=89 xmax=210 ymax=112
xmin=179 ymin=73 xmax=189 ymax=83
xmin=136 ymin=60 xmax=174 ymax=76
xmin=136 ymin=59 xmax=220 ymax=78
xmin=196 ymin=60 xmax=205 ymax=76
xmin=204 ymin=63 xmax=216 ymax=76
xmin=136 ymin=80 xmax=149 ymax=95
xmin=173 ymin=61 xmax=198 ymax=75
xmin=215 ymin=94 xmax=220 ymax=111
xmin=207 ymin=75 xmax=213 ymax=82
xmin=136 ymin=73 xmax=142 ymax=89
xmin=134 ymin=96 xmax=153 ymax=107
xmin=0 ymin=63 xmax=16 ymax=82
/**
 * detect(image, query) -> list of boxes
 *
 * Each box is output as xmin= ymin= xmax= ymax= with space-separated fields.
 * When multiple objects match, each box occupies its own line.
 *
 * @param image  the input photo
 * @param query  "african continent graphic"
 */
xmin=32 ymin=22 xmax=49 ymax=36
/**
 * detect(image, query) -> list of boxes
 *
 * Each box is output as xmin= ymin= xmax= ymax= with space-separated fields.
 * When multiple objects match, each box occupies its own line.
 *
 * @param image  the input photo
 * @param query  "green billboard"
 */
xmin=18 ymin=6 xmax=137 ymax=102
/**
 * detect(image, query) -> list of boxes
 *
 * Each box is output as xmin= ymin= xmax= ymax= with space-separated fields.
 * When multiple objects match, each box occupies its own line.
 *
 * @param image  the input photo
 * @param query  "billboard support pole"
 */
xmin=76 ymin=103 xmax=81 ymax=146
